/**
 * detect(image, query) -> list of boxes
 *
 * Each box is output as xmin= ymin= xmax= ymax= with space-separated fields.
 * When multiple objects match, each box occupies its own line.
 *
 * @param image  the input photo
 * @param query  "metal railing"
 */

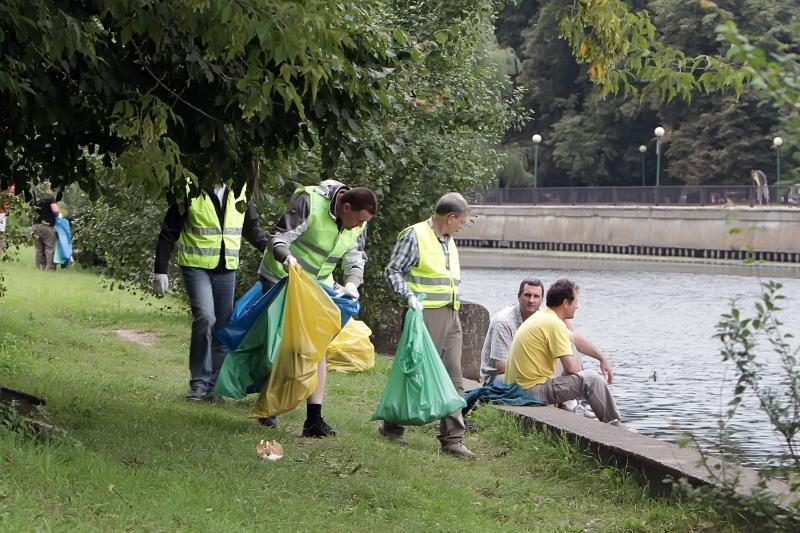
xmin=475 ymin=185 xmax=793 ymax=206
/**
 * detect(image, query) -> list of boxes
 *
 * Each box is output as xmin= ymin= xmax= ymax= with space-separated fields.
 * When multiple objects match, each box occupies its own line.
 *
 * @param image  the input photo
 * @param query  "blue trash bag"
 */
xmin=231 ymin=279 xmax=267 ymax=323
xmin=53 ymin=217 xmax=72 ymax=267
xmin=321 ymin=284 xmax=360 ymax=327
xmin=217 ymin=279 xmax=287 ymax=352
xmin=217 ymin=278 xmax=360 ymax=353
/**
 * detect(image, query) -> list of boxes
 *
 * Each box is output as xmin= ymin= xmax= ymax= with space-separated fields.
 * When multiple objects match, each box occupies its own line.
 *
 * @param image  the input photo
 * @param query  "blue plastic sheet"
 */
xmin=321 ymin=284 xmax=360 ymax=327
xmin=217 ymin=279 xmax=287 ymax=353
xmin=217 ymin=279 xmax=360 ymax=354
xmin=53 ymin=217 xmax=72 ymax=267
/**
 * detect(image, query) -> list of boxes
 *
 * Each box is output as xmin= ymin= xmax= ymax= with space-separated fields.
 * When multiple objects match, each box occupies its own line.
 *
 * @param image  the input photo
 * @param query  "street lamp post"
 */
xmin=532 ymin=134 xmax=542 ymax=189
xmin=639 ymin=145 xmax=647 ymax=187
xmin=654 ymin=127 xmax=665 ymax=188
xmin=773 ymin=135 xmax=783 ymax=182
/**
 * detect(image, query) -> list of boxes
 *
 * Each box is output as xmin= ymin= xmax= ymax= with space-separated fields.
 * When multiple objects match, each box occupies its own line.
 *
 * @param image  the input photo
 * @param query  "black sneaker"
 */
xmin=184 ymin=388 xmax=206 ymax=402
xmin=259 ymin=416 xmax=279 ymax=428
xmin=302 ymin=417 xmax=337 ymax=438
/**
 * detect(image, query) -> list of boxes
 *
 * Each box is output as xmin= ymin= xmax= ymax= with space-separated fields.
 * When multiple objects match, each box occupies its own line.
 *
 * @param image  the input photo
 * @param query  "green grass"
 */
xmin=1 ymin=250 xmax=733 ymax=532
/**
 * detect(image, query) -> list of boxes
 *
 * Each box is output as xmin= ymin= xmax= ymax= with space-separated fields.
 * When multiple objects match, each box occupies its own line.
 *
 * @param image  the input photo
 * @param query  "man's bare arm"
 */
xmin=559 ymin=354 xmax=581 ymax=375
xmin=572 ymin=333 xmax=614 ymax=384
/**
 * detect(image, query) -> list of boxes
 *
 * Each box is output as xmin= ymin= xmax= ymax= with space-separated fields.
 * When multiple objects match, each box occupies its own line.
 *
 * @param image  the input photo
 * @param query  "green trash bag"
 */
xmin=214 ymin=283 xmax=287 ymax=400
xmin=370 ymin=307 xmax=466 ymax=425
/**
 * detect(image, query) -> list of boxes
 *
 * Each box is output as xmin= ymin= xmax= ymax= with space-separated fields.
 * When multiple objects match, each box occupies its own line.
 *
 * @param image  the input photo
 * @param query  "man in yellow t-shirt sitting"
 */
xmin=505 ymin=278 xmax=624 ymax=425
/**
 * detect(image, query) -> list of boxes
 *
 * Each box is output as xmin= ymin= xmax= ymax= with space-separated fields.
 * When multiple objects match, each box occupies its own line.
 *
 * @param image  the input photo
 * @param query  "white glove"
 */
xmin=152 ymin=273 xmax=169 ymax=296
xmin=407 ymin=294 xmax=422 ymax=310
xmin=335 ymin=282 xmax=360 ymax=300
xmin=282 ymin=254 xmax=298 ymax=272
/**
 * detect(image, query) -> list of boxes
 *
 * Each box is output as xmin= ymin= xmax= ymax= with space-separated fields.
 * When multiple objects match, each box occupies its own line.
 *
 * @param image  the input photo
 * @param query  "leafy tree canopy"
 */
xmin=0 ymin=0 xmax=411 ymax=204
xmin=498 ymin=0 xmax=797 ymax=187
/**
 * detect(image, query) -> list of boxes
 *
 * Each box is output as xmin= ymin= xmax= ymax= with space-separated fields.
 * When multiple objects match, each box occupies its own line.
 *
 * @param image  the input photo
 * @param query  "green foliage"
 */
xmin=716 ymin=16 xmax=800 ymax=182
xmin=334 ymin=1 xmax=526 ymax=330
xmin=70 ymin=182 xmax=179 ymax=299
xmin=0 ymin=192 xmax=32 ymax=299
xmin=700 ymin=282 xmax=800 ymax=525
xmin=716 ymin=282 xmax=800 ymax=470
xmin=497 ymin=0 xmax=794 ymax=186
xmin=0 ymin=1 xmax=524 ymax=313
xmin=0 ymin=0 xmax=405 ymax=201
xmin=497 ymin=145 xmax=534 ymax=188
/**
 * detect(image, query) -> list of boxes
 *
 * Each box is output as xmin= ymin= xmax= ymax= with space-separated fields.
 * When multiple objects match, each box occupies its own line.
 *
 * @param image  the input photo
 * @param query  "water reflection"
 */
xmin=461 ymin=267 xmax=800 ymax=469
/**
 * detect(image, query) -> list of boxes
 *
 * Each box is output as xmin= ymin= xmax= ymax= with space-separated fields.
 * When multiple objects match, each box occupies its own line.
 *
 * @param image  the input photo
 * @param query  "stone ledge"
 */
xmin=465 ymin=379 xmax=797 ymax=508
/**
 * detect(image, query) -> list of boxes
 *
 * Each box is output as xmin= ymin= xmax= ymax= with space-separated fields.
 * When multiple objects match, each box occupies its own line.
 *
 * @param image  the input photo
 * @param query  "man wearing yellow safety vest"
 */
xmin=383 ymin=192 xmax=475 ymax=459
xmin=259 ymin=179 xmax=377 ymax=437
xmin=153 ymin=184 xmax=267 ymax=402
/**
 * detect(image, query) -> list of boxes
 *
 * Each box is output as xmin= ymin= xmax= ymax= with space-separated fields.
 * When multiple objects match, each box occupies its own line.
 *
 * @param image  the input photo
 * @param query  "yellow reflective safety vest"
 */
xmin=261 ymin=186 xmax=365 ymax=286
xmin=176 ymin=186 xmax=247 ymax=270
xmin=406 ymin=220 xmax=460 ymax=310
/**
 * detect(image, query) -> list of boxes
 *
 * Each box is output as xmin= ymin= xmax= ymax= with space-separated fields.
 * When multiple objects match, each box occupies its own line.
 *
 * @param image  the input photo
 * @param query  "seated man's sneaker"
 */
xmin=560 ymin=399 xmax=579 ymax=412
xmin=577 ymin=401 xmax=597 ymax=419
xmin=440 ymin=442 xmax=476 ymax=460
xmin=302 ymin=417 xmax=337 ymax=438
xmin=378 ymin=423 xmax=407 ymax=445
xmin=259 ymin=416 xmax=279 ymax=428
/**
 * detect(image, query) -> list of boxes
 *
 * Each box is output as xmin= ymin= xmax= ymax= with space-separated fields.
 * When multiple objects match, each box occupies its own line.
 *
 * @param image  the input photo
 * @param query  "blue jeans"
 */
xmin=181 ymin=267 xmax=236 ymax=392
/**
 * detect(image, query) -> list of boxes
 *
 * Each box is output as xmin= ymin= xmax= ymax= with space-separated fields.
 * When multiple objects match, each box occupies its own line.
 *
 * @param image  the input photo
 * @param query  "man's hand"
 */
xmin=600 ymin=359 xmax=614 ymax=384
xmin=282 ymin=254 xmax=298 ymax=272
xmin=407 ymin=294 xmax=423 ymax=311
xmin=152 ymin=273 xmax=169 ymax=296
xmin=335 ymin=282 xmax=360 ymax=300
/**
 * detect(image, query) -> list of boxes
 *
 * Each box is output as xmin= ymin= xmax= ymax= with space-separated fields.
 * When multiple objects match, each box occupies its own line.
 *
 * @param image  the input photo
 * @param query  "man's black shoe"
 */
xmin=259 ymin=416 xmax=279 ymax=428
xmin=184 ymin=388 xmax=206 ymax=402
xmin=302 ymin=417 xmax=337 ymax=438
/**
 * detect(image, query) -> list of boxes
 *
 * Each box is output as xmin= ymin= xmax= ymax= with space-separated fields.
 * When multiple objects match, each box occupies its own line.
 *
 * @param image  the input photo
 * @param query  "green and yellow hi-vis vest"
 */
xmin=406 ymin=220 xmax=461 ymax=310
xmin=177 ymin=186 xmax=247 ymax=270
xmin=261 ymin=185 xmax=365 ymax=287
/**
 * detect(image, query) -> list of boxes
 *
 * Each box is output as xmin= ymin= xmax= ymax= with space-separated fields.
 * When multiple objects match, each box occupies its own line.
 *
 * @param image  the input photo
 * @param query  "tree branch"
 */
xmin=131 ymin=40 xmax=222 ymax=124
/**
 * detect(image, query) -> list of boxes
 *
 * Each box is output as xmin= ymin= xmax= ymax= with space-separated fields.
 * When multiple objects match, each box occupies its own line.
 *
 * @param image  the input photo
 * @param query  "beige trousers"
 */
xmin=526 ymin=370 xmax=621 ymax=423
xmin=32 ymin=223 xmax=56 ymax=271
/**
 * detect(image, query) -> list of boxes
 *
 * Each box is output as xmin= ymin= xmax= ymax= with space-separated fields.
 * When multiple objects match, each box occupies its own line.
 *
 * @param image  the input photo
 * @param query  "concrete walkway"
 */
xmin=465 ymin=379 xmax=797 ymax=508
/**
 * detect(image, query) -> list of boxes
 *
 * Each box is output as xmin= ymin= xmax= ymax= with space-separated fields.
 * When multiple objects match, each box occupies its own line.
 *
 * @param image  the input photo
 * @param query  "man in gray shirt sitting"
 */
xmin=480 ymin=278 xmax=543 ymax=385
xmin=479 ymin=278 xmax=614 ymax=395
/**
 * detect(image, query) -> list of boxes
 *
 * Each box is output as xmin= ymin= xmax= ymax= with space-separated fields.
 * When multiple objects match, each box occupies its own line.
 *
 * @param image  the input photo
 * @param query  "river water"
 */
xmin=461 ymin=266 xmax=800 ymax=470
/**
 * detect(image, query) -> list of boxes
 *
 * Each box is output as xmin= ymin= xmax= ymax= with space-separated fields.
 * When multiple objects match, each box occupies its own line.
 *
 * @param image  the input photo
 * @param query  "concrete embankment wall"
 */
xmin=456 ymin=205 xmax=800 ymax=263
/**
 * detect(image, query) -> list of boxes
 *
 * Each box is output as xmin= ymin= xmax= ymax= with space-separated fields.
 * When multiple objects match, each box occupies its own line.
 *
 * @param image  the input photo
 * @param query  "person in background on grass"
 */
xmin=153 ymin=183 xmax=267 ymax=404
xmin=505 ymin=279 xmax=627 ymax=428
xmin=31 ymin=182 xmax=60 ymax=271
xmin=383 ymin=192 xmax=476 ymax=459
xmin=0 ymin=179 xmax=16 ymax=256
xmin=257 ymin=179 xmax=377 ymax=436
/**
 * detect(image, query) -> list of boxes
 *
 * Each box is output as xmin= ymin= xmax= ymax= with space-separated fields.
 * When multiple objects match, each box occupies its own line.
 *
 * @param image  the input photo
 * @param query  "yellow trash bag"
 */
xmin=251 ymin=264 xmax=341 ymax=418
xmin=326 ymin=319 xmax=375 ymax=373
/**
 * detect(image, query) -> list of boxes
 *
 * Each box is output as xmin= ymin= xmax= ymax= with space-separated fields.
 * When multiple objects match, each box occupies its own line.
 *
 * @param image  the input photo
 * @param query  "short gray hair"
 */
xmin=434 ymin=192 xmax=469 ymax=216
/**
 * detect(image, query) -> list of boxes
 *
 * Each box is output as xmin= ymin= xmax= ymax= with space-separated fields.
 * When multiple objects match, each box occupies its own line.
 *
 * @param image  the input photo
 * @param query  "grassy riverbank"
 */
xmin=1 ymin=252 xmax=734 ymax=531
